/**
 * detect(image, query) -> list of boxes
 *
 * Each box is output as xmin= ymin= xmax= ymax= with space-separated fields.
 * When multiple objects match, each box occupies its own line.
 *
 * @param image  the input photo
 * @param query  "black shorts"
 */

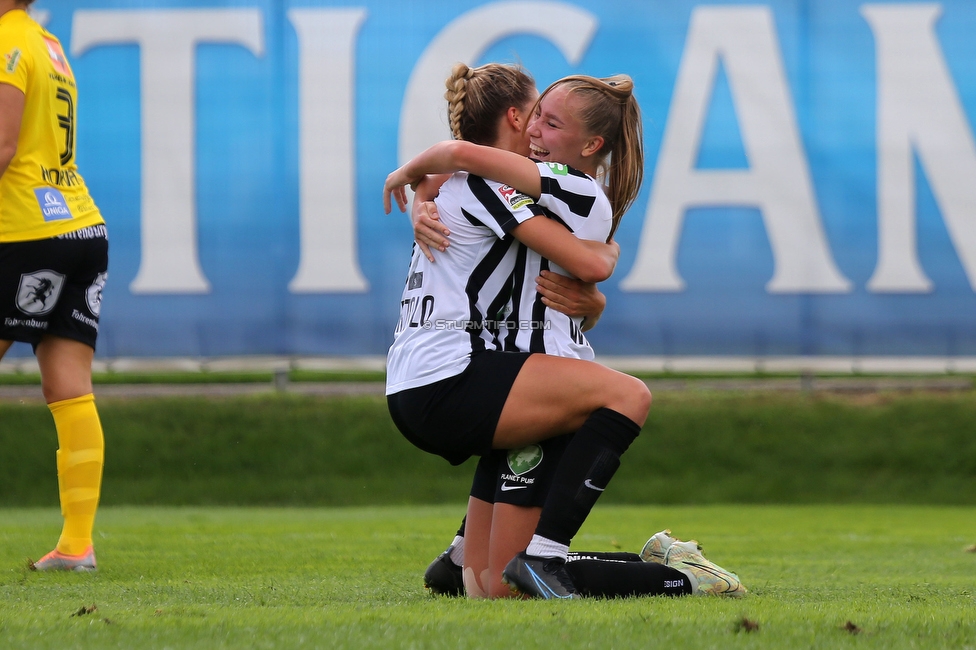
xmin=0 ymin=225 xmax=108 ymax=351
xmin=470 ymin=434 xmax=572 ymax=508
xmin=387 ymin=350 xmax=532 ymax=466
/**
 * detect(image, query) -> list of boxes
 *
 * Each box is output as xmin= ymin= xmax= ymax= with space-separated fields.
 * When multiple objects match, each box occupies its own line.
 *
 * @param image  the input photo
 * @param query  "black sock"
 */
xmin=534 ymin=408 xmax=640 ymax=546
xmin=566 ymin=559 xmax=693 ymax=598
xmin=568 ymin=551 xmax=642 ymax=562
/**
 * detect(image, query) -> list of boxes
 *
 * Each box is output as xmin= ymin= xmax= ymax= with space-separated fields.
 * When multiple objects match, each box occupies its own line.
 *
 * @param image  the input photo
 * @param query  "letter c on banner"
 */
xmin=398 ymin=1 xmax=598 ymax=165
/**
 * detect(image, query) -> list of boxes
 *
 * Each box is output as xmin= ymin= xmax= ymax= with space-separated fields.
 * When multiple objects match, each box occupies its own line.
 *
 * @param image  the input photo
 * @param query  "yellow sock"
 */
xmin=50 ymin=394 xmax=104 ymax=556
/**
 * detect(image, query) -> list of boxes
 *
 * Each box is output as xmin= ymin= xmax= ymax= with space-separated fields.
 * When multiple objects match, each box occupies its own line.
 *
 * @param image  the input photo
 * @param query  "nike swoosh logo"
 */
xmin=500 ymin=483 xmax=528 ymax=491
xmin=583 ymin=479 xmax=605 ymax=492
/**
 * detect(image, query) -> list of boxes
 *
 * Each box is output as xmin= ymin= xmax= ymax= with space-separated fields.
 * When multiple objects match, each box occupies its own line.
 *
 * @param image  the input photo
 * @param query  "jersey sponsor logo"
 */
xmin=507 ymin=444 xmax=543 ymax=476
xmin=4 ymin=48 xmax=21 ymax=74
xmin=407 ymin=271 xmax=423 ymax=290
xmin=43 ymin=37 xmax=71 ymax=78
xmin=497 ymin=184 xmax=534 ymax=211
xmin=86 ymin=272 xmax=107 ymax=317
xmin=544 ymin=162 xmax=569 ymax=175
xmin=500 ymin=482 xmax=528 ymax=491
xmin=16 ymin=270 xmax=65 ymax=316
xmin=33 ymin=187 xmax=73 ymax=221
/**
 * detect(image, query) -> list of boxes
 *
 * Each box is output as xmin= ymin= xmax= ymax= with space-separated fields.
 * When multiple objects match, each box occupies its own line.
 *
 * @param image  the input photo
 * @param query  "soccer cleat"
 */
xmin=423 ymin=546 xmax=464 ymax=596
xmin=664 ymin=543 xmax=746 ymax=597
xmin=30 ymin=546 xmax=97 ymax=572
xmin=640 ymin=529 xmax=701 ymax=564
xmin=502 ymin=552 xmax=578 ymax=599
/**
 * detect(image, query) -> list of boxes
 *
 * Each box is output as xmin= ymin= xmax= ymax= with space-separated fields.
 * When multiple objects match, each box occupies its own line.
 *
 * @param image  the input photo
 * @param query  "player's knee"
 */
xmin=40 ymin=374 xmax=91 ymax=404
xmin=631 ymin=376 xmax=652 ymax=424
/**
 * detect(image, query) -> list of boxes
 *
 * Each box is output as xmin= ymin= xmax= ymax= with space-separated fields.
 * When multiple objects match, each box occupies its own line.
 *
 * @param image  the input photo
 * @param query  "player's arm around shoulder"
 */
xmin=447 ymin=141 xmax=542 ymax=199
xmin=512 ymin=217 xmax=619 ymax=283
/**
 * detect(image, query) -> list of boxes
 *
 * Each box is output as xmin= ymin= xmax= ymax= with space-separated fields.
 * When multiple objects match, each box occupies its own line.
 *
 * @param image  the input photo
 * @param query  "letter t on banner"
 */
xmin=71 ymin=9 xmax=265 ymax=294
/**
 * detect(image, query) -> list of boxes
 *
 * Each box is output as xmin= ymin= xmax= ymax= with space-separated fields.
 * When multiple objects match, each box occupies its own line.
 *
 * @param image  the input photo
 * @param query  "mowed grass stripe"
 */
xmin=0 ymin=505 xmax=974 ymax=649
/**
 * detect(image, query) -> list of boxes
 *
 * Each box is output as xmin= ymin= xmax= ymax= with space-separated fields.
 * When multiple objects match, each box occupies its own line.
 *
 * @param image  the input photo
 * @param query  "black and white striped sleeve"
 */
xmin=461 ymin=174 xmax=545 ymax=239
xmin=535 ymin=162 xmax=600 ymax=220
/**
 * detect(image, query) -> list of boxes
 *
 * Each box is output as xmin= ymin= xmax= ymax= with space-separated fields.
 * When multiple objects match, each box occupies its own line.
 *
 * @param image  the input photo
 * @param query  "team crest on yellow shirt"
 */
xmin=3 ymin=48 xmax=21 ymax=74
xmin=42 ymin=37 xmax=71 ymax=77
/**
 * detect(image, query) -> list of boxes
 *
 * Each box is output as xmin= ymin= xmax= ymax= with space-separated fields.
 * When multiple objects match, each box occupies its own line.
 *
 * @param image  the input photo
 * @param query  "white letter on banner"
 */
xmin=288 ymin=9 xmax=369 ymax=293
xmin=863 ymin=5 xmax=976 ymax=293
xmin=71 ymin=10 xmax=264 ymax=294
xmin=621 ymin=6 xmax=851 ymax=293
xmin=399 ymin=2 xmax=597 ymax=164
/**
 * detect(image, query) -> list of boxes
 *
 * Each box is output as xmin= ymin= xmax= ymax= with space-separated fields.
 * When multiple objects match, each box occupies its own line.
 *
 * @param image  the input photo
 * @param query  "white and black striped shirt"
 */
xmin=386 ymin=171 xmax=542 ymax=394
xmin=386 ymin=162 xmax=612 ymax=394
xmin=500 ymin=162 xmax=612 ymax=361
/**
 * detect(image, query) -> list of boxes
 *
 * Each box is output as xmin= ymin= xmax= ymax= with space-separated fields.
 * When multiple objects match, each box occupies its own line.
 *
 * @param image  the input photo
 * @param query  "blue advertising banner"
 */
xmin=12 ymin=0 xmax=976 ymax=357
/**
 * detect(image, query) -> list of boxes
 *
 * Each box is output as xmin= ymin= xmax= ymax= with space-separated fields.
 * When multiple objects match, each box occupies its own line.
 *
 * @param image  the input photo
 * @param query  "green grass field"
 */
xmin=3 ymin=390 xmax=975 ymax=647
xmin=1 ymin=505 xmax=974 ymax=649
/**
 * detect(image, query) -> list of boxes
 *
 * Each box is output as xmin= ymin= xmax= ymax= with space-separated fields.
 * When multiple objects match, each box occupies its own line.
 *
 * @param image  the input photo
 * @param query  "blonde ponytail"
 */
xmin=537 ymin=74 xmax=644 ymax=237
xmin=443 ymin=62 xmax=535 ymax=146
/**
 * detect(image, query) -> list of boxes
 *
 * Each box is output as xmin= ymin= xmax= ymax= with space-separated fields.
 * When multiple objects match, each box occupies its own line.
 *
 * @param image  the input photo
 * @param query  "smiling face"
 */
xmin=526 ymin=85 xmax=601 ymax=174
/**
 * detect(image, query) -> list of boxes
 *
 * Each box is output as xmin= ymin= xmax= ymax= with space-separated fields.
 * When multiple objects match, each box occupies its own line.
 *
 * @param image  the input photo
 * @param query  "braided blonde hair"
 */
xmin=536 ymin=74 xmax=644 ymax=237
xmin=444 ymin=62 xmax=535 ymax=145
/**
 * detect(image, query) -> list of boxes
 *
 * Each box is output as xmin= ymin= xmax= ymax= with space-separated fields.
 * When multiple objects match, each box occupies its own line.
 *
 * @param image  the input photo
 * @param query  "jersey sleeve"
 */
xmin=460 ymin=174 xmax=544 ymax=240
xmin=0 ymin=25 xmax=30 ymax=93
xmin=535 ymin=162 xmax=601 ymax=223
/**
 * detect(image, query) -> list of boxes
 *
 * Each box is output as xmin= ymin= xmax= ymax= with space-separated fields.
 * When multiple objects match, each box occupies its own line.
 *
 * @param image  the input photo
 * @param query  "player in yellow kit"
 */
xmin=1 ymin=0 xmax=107 ymax=571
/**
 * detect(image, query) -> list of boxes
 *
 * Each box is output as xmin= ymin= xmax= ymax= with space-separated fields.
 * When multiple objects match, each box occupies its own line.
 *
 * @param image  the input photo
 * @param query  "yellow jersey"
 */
xmin=0 ymin=9 xmax=103 ymax=242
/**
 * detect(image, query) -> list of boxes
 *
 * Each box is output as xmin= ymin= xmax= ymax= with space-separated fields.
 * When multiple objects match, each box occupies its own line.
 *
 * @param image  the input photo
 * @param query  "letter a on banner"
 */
xmin=621 ymin=6 xmax=851 ymax=293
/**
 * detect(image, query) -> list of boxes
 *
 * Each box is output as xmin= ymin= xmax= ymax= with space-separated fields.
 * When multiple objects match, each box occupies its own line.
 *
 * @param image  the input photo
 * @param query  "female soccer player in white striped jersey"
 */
xmin=388 ymin=67 xmax=744 ymax=600
xmin=385 ymin=68 xmax=745 ymax=599
xmin=409 ymin=65 xmax=615 ymax=599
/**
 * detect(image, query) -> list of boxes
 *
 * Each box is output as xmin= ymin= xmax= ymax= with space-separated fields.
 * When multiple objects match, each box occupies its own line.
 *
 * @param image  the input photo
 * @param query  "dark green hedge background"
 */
xmin=2 ymin=391 xmax=974 ymax=506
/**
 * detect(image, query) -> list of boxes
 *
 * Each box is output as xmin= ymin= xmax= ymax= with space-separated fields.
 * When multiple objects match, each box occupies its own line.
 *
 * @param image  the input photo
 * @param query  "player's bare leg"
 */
xmin=29 ymin=335 xmax=103 ymax=571
xmin=494 ymin=355 xmax=650 ymax=598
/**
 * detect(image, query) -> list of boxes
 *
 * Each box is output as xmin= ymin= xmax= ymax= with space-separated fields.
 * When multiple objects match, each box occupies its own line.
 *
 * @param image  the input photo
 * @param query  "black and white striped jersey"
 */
xmin=499 ymin=162 xmax=612 ymax=360
xmin=386 ymin=171 xmax=543 ymax=394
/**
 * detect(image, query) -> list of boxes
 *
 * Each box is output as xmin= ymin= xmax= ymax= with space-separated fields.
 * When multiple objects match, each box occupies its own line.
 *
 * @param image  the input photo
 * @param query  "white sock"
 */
xmin=448 ymin=536 xmax=465 ymax=565
xmin=525 ymin=535 xmax=569 ymax=560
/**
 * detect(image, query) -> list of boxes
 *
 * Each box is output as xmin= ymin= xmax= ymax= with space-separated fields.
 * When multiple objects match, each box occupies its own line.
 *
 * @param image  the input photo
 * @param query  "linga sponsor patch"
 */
xmin=33 ymin=187 xmax=73 ymax=221
xmin=544 ymin=162 xmax=569 ymax=175
xmin=497 ymin=184 xmax=534 ymax=210
xmin=4 ymin=48 xmax=21 ymax=74
xmin=507 ymin=445 xmax=543 ymax=476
